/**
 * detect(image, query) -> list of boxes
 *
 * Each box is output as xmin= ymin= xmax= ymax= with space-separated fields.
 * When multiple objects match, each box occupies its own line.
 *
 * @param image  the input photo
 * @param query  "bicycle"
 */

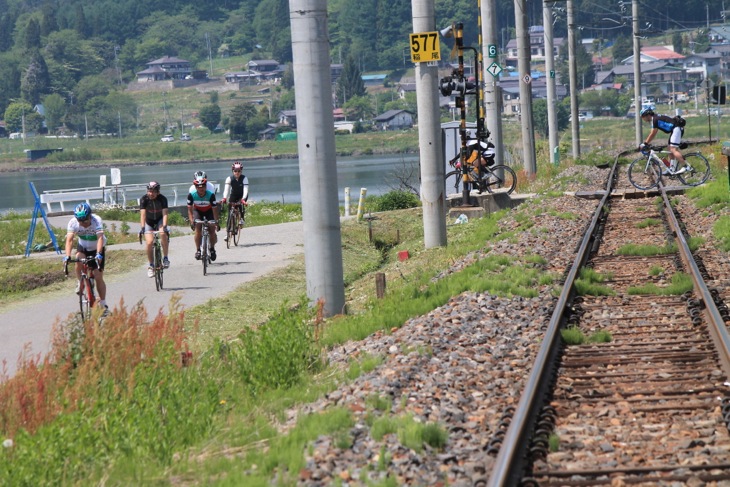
xmin=139 ymin=230 xmax=165 ymax=291
xmin=225 ymin=201 xmax=245 ymax=248
xmin=628 ymin=145 xmax=711 ymax=190
xmin=194 ymin=218 xmax=217 ymax=275
xmin=445 ymin=148 xmax=517 ymax=196
xmin=64 ymin=256 xmax=98 ymax=321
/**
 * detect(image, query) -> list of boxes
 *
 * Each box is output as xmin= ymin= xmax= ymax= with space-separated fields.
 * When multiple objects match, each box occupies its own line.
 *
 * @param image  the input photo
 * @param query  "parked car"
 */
xmin=160 ymin=134 xmax=174 ymax=142
xmin=180 ymin=133 xmax=191 ymax=141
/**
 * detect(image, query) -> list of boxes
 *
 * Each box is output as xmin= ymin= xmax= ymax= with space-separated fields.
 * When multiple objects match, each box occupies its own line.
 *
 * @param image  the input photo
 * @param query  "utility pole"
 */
xmin=567 ymin=0 xmax=580 ymax=158
xmin=289 ymin=0 xmax=345 ymax=317
xmin=412 ymin=0 xmax=447 ymax=248
xmin=543 ymin=2 xmax=559 ymax=164
xmin=482 ymin=0 xmax=504 ymax=166
xmin=515 ymin=0 xmax=536 ymax=175
xmin=114 ymin=45 xmax=123 ymax=86
xmin=633 ymin=0 xmax=642 ymax=145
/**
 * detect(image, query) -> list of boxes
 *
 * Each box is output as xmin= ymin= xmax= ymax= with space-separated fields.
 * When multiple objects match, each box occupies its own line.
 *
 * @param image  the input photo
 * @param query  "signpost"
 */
xmin=409 ymin=32 xmax=441 ymax=63
xmin=487 ymin=62 xmax=503 ymax=78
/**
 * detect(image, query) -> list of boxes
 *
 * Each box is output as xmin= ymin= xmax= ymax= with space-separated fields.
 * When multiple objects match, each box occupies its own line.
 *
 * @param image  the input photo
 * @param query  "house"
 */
xmin=136 ymin=56 xmax=192 ymax=82
xmin=278 ymin=110 xmax=298 ymax=128
xmin=505 ymin=26 xmax=566 ymax=68
xmin=397 ymin=83 xmax=416 ymax=99
xmin=247 ymin=60 xmax=280 ymax=72
xmin=258 ymin=125 xmax=278 ymax=140
xmin=373 ymin=109 xmax=414 ymax=130
xmin=331 ymin=64 xmax=343 ymax=83
xmin=362 ymin=74 xmax=388 ymax=86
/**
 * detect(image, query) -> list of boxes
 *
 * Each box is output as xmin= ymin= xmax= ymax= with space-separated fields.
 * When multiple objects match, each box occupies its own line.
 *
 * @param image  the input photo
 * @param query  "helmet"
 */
xmin=193 ymin=170 xmax=207 ymax=185
xmin=232 ymin=162 xmax=243 ymax=172
xmin=74 ymin=202 xmax=91 ymax=220
xmin=147 ymin=181 xmax=160 ymax=191
xmin=640 ymin=107 xmax=654 ymax=117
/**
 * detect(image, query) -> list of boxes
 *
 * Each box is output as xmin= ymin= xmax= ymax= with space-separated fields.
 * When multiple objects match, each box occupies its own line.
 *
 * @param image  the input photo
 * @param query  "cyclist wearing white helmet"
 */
xmin=639 ymin=107 xmax=687 ymax=174
xmin=64 ymin=202 xmax=109 ymax=313
xmin=221 ymin=162 xmax=249 ymax=241
xmin=187 ymin=170 xmax=220 ymax=261
xmin=139 ymin=181 xmax=170 ymax=277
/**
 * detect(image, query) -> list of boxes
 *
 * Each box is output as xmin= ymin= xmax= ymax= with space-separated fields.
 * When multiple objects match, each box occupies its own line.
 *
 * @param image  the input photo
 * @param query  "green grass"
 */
xmin=574 ymin=267 xmax=615 ymax=296
xmin=627 ymin=272 xmax=694 ymax=295
xmin=561 ymin=326 xmax=612 ymax=345
xmin=636 ymin=218 xmax=661 ymax=228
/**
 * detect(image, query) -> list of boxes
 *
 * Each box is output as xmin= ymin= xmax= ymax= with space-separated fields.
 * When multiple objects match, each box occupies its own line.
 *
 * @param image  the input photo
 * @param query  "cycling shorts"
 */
xmin=75 ymin=245 xmax=106 ymax=271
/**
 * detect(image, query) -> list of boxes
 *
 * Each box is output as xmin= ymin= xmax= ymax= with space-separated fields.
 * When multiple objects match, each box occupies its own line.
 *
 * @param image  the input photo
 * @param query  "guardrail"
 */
xmin=40 ymin=181 xmax=220 ymax=213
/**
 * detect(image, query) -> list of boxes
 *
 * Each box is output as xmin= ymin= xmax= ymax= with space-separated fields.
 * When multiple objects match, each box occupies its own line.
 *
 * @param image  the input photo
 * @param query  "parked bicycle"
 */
xmin=445 ymin=145 xmax=517 ymax=196
xmin=64 ymin=256 xmax=98 ymax=320
xmin=627 ymin=145 xmax=711 ymax=190
xmin=225 ymin=201 xmax=246 ymax=248
xmin=139 ymin=230 xmax=165 ymax=291
xmin=194 ymin=218 xmax=217 ymax=275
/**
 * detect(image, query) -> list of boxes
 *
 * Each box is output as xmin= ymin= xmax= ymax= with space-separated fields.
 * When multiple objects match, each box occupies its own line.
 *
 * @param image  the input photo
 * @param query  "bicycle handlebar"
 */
xmin=63 ymin=256 xmax=96 ymax=276
xmin=193 ymin=219 xmax=218 ymax=224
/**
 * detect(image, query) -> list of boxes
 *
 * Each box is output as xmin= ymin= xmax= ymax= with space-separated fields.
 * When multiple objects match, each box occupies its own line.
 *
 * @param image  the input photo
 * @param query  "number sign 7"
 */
xmin=410 ymin=33 xmax=438 ymax=52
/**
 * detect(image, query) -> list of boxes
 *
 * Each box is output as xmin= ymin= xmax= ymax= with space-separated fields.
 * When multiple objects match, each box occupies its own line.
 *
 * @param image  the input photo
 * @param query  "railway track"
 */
xmin=488 ymin=158 xmax=730 ymax=486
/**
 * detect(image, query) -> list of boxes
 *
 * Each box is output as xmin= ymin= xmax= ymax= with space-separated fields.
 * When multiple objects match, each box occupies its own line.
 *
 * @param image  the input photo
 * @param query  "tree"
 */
xmin=4 ymin=101 xmax=43 ymax=133
xmin=199 ymin=104 xmax=221 ymax=133
xmin=532 ymin=99 xmax=570 ymax=138
xmin=25 ymin=18 xmax=41 ymax=50
xmin=343 ymin=95 xmax=374 ymax=121
xmin=0 ymin=52 xmax=21 ymax=115
xmin=336 ymin=55 xmax=365 ymax=107
xmin=42 ymin=93 xmax=66 ymax=133
xmin=21 ymin=50 xmax=51 ymax=105
xmin=672 ymin=31 xmax=683 ymax=54
xmin=73 ymin=75 xmax=113 ymax=109
xmin=74 ymin=4 xmax=88 ymax=38
xmin=226 ymin=103 xmax=258 ymax=141
xmin=611 ymin=35 xmax=632 ymax=63
xmin=579 ymin=90 xmax=620 ymax=116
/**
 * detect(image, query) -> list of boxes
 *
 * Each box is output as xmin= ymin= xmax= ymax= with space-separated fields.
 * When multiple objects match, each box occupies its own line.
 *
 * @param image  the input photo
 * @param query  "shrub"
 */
xmin=370 ymin=191 xmax=420 ymax=212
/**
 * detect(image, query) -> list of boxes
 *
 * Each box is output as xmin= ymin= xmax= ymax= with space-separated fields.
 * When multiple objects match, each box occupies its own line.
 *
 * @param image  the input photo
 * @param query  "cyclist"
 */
xmin=139 ymin=181 xmax=170 ymax=277
xmin=63 ymin=202 xmax=108 ymax=313
xmin=187 ymin=171 xmax=220 ymax=261
xmin=188 ymin=170 xmax=216 ymax=195
xmin=639 ymin=107 xmax=687 ymax=175
xmin=221 ymin=161 xmax=249 ymax=242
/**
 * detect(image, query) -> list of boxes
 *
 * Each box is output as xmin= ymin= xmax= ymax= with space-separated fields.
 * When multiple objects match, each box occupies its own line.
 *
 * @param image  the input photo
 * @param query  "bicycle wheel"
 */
xmin=78 ymin=281 xmax=90 ymax=320
xmin=678 ymin=153 xmax=711 ymax=186
xmin=484 ymin=165 xmax=517 ymax=195
xmin=201 ymin=232 xmax=208 ymax=276
xmin=628 ymin=157 xmax=663 ymax=190
xmin=226 ymin=210 xmax=234 ymax=249
xmin=233 ymin=208 xmax=242 ymax=246
xmin=153 ymin=241 xmax=163 ymax=291
xmin=445 ymin=171 xmax=475 ymax=195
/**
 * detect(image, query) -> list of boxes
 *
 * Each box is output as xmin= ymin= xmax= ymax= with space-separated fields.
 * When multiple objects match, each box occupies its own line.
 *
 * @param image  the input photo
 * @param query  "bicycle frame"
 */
xmin=194 ymin=218 xmax=217 ymax=275
xmin=64 ymin=256 xmax=97 ymax=320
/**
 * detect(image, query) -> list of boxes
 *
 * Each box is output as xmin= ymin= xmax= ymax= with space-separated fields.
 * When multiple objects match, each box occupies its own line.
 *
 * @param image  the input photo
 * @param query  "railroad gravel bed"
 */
xmin=286 ymin=166 xmax=630 ymax=486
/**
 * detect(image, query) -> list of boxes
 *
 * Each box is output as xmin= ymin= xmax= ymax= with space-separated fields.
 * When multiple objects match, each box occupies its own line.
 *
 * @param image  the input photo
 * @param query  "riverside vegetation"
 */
xmin=0 ymin=145 xmax=728 ymax=485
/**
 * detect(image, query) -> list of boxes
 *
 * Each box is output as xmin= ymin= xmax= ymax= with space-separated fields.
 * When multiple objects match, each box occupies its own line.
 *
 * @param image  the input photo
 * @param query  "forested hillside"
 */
xmin=0 ymin=0 xmax=726 ymax=131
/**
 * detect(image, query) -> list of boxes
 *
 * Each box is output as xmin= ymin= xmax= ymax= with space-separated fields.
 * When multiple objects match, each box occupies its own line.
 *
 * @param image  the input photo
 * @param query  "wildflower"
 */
xmin=219 ymin=400 xmax=227 ymax=405
xmin=2 ymin=439 xmax=13 ymax=448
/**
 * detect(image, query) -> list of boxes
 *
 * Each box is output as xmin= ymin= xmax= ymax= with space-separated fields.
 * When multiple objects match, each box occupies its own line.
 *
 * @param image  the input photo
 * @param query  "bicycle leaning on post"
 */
xmin=139 ymin=230 xmax=165 ymax=291
xmin=64 ymin=256 xmax=98 ymax=320
xmin=194 ymin=218 xmax=217 ymax=275
xmin=445 ymin=142 xmax=517 ymax=196
xmin=225 ymin=201 xmax=246 ymax=248
xmin=627 ymin=144 xmax=711 ymax=190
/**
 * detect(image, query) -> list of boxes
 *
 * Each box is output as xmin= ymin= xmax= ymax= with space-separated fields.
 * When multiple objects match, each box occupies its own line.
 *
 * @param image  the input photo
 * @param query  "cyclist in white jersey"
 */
xmin=63 ymin=202 xmax=109 ymax=312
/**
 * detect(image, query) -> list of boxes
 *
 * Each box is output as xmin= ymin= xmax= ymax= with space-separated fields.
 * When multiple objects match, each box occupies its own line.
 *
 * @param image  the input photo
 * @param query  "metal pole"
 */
xmin=633 ymin=0 xmax=642 ymax=145
xmin=455 ymin=23 xmax=472 ymax=207
xmin=543 ymin=2 xmax=559 ymax=164
xmin=481 ymin=0 xmax=504 ymax=166
xmin=567 ymin=0 xmax=580 ymax=158
xmin=515 ymin=0 xmax=537 ymax=174
xmin=289 ymin=0 xmax=346 ymax=317
xmin=412 ymin=0 xmax=447 ymax=248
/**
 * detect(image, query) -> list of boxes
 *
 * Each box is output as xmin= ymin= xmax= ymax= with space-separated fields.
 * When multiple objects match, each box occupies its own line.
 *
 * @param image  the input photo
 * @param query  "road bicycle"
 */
xmin=194 ymin=218 xmax=217 ymax=275
xmin=225 ymin=201 xmax=245 ymax=248
xmin=627 ymin=145 xmax=711 ymax=190
xmin=139 ymin=230 xmax=165 ymax=291
xmin=445 ymin=149 xmax=517 ymax=196
xmin=64 ymin=256 xmax=98 ymax=321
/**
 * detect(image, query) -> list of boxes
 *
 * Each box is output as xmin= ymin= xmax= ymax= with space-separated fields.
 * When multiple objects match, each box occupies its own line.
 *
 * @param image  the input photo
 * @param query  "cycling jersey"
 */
xmin=140 ymin=193 xmax=168 ymax=226
xmin=650 ymin=114 xmax=679 ymax=134
xmin=67 ymin=214 xmax=106 ymax=252
xmin=187 ymin=186 xmax=217 ymax=212
xmin=223 ymin=174 xmax=249 ymax=202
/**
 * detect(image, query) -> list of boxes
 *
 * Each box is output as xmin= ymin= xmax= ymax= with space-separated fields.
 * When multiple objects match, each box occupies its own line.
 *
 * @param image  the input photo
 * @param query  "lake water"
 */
xmin=0 ymin=154 xmax=421 ymax=214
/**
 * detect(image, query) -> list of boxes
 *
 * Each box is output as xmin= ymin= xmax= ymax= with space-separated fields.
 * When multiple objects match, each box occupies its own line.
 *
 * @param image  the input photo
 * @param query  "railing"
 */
xmin=39 ymin=181 xmax=220 ymax=213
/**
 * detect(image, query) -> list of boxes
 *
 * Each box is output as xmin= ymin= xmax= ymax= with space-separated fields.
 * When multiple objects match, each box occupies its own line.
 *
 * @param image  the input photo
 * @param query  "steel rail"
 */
xmin=486 ymin=156 xmax=620 ymax=487
xmin=488 ymin=155 xmax=730 ymax=486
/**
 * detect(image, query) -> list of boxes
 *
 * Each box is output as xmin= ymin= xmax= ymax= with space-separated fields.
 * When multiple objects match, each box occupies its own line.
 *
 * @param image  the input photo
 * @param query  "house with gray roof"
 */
xmin=373 ymin=109 xmax=414 ymax=130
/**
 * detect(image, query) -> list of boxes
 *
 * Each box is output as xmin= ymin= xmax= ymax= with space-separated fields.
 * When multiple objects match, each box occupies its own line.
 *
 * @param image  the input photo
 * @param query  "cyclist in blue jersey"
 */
xmin=639 ymin=108 xmax=687 ymax=174
xmin=187 ymin=171 xmax=220 ymax=261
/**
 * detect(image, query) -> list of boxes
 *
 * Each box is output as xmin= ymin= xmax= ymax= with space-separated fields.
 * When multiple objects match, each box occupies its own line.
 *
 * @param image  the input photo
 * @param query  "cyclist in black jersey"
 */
xmin=139 ymin=181 xmax=170 ymax=277
xmin=221 ymin=162 xmax=249 ymax=241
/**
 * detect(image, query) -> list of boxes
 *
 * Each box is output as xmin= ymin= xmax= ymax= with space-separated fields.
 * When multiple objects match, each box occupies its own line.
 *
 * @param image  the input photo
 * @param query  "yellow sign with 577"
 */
xmin=409 ymin=32 xmax=441 ymax=63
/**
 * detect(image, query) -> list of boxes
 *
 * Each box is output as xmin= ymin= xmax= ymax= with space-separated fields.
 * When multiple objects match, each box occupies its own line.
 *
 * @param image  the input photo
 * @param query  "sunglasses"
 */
xmin=195 ymin=184 xmax=206 ymax=188
xmin=77 ymin=216 xmax=90 ymax=222
xmin=233 ymin=170 xmax=241 ymax=173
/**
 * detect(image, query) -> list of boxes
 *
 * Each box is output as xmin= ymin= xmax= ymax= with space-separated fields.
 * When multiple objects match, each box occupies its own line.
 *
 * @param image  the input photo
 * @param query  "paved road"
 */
xmin=0 ymin=217 xmax=304 ymax=376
